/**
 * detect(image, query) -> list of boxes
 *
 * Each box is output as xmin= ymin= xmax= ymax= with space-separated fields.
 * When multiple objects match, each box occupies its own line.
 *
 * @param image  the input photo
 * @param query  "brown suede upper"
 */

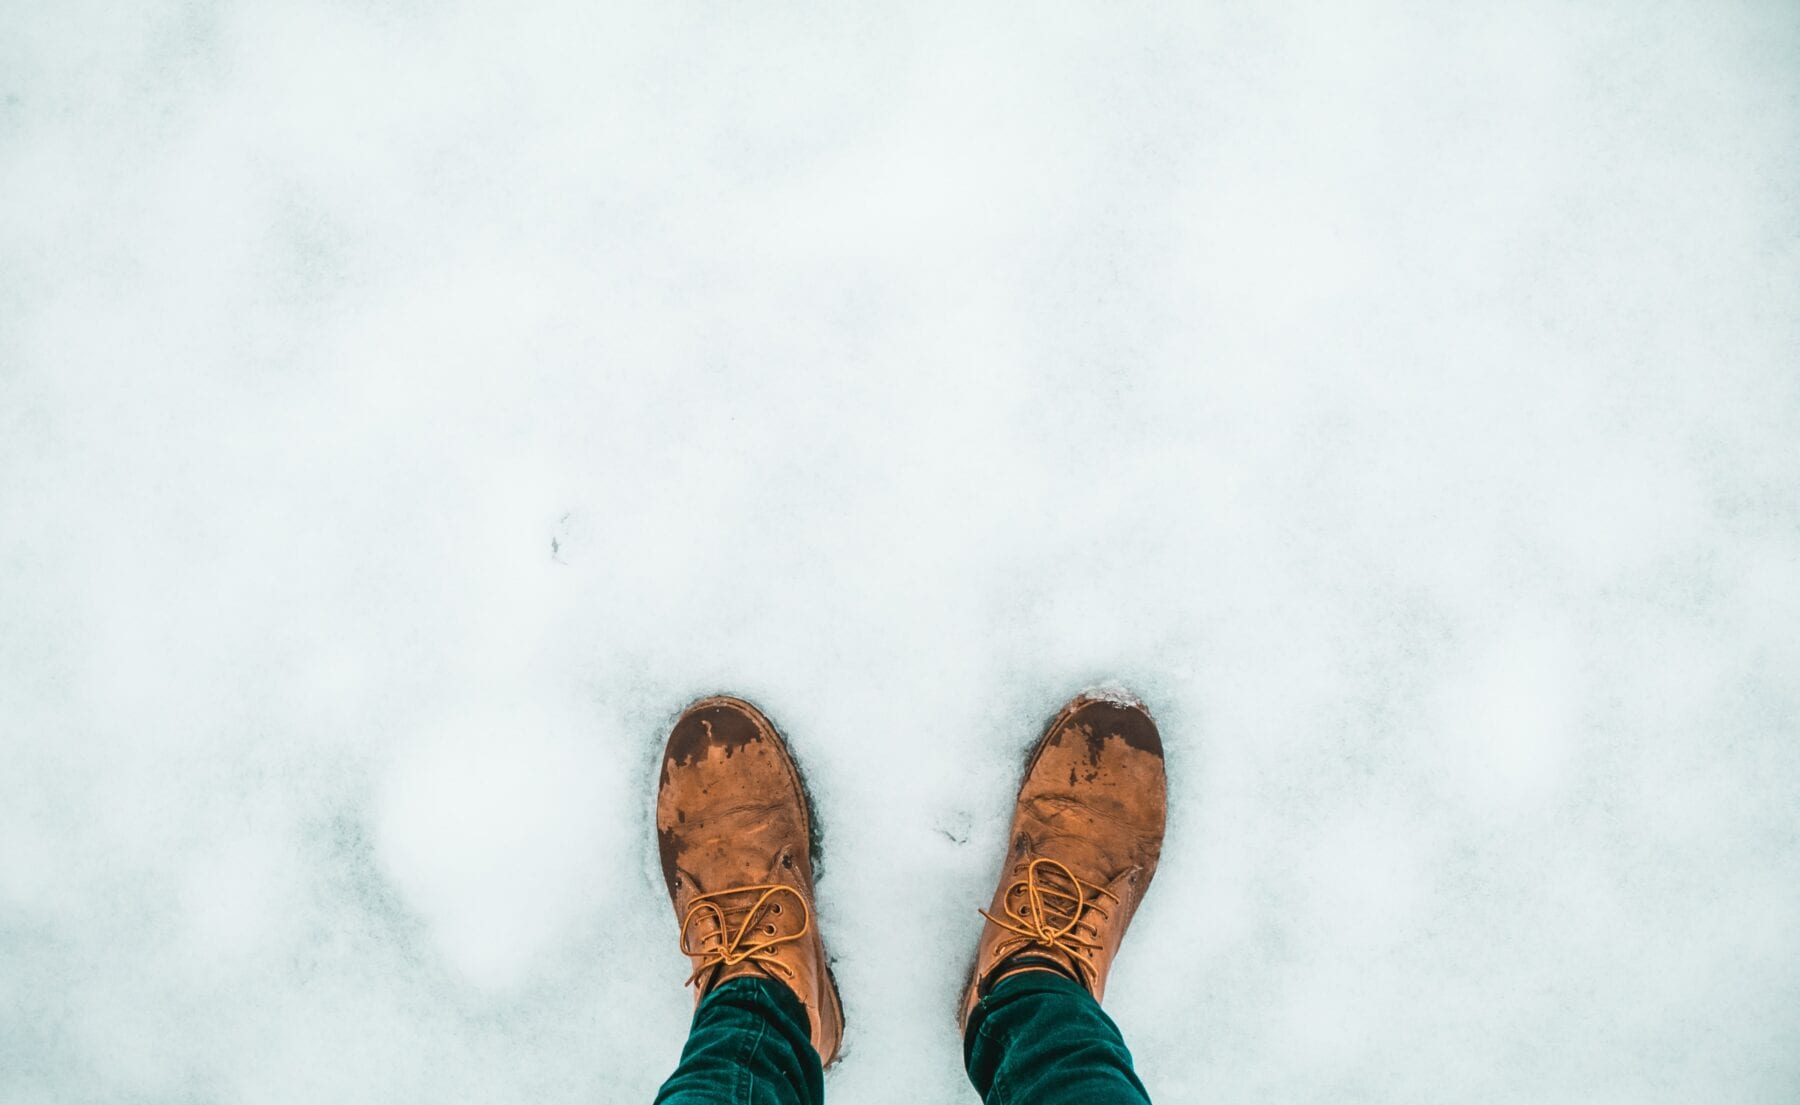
xmin=655 ymin=696 xmax=844 ymax=1066
xmin=961 ymin=693 xmax=1168 ymax=1029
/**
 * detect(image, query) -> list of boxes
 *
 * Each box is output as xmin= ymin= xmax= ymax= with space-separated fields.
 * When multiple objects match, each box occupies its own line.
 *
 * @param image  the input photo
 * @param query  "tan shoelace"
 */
xmin=679 ymin=883 xmax=811 ymax=988
xmin=978 ymin=857 xmax=1116 ymax=984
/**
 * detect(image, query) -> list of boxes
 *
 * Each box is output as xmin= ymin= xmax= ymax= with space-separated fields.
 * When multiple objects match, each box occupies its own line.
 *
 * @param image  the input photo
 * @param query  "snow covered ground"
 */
xmin=4 ymin=3 xmax=1798 ymax=1102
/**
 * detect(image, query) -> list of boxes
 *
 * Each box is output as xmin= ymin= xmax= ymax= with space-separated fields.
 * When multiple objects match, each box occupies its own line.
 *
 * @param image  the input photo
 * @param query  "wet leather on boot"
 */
xmin=656 ymin=695 xmax=845 ymax=1067
xmin=961 ymin=692 xmax=1168 ymax=1030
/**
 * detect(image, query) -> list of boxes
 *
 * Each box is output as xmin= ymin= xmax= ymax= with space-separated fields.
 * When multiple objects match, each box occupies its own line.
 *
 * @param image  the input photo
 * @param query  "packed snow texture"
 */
xmin=3 ymin=3 xmax=1799 ymax=1103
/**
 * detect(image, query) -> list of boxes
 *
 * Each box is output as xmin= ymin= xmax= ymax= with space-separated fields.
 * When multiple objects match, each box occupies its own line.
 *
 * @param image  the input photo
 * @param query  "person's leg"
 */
xmin=963 ymin=969 xmax=1150 ymax=1105
xmin=958 ymin=692 xmax=1168 ymax=1105
xmin=652 ymin=696 xmax=845 ymax=1103
xmin=655 ymin=977 xmax=823 ymax=1105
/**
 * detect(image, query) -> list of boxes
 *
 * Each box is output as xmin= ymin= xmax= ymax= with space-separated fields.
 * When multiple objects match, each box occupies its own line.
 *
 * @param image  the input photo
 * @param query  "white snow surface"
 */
xmin=4 ymin=3 xmax=1799 ymax=1103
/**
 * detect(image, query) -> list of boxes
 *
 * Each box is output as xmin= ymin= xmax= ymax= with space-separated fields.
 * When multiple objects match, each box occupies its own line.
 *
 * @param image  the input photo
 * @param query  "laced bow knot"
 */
xmin=979 ymin=857 xmax=1118 ymax=979
xmin=678 ymin=883 xmax=812 ymax=988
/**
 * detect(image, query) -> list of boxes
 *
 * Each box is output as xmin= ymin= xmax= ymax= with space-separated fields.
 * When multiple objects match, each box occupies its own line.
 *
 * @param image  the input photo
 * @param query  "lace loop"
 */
xmin=679 ymin=883 xmax=811 ymax=988
xmin=978 ymin=857 xmax=1117 ymax=982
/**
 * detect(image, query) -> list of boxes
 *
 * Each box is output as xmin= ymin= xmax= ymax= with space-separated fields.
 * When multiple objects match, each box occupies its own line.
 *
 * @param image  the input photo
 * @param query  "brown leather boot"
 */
xmin=656 ymin=695 xmax=844 ymax=1066
xmin=960 ymin=692 xmax=1167 ymax=1029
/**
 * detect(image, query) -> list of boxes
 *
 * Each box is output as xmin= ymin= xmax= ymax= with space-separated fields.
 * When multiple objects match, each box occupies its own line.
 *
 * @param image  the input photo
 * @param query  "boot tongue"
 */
xmin=710 ymin=956 xmax=782 ymax=990
xmin=678 ymin=879 xmax=811 ymax=993
xmin=986 ymin=951 xmax=1083 ymax=992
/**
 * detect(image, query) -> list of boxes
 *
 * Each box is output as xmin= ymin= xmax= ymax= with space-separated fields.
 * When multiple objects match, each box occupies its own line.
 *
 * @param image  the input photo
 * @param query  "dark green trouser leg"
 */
xmin=654 ymin=977 xmax=824 ymax=1105
xmin=964 ymin=970 xmax=1154 ymax=1105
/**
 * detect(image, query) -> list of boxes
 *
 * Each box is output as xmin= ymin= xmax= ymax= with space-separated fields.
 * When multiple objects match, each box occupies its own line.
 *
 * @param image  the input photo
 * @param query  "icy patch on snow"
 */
xmin=1078 ymin=683 xmax=1149 ymax=711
